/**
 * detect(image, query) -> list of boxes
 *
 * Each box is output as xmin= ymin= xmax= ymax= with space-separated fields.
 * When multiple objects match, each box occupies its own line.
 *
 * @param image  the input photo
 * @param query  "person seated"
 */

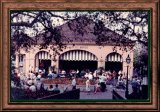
xmin=29 ymin=83 xmax=36 ymax=92
xmin=27 ymin=78 xmax=33 ymax=86
xmin=36 ymin=78 xmax=42 ymax=91
xmin=52 ymin=71 xmax=58 ymax=78
xmin=37 ymin=73 xmax=42 ymax=80
xmin=48 ymin=71 xmax=53 ymax=79
xmin=47 ymin=85 xmax=54 ymax=92
xmin=59 ymin=70 xmax=66 ymax=78
xmin=53 ymin=84 xmax=60 ymax=94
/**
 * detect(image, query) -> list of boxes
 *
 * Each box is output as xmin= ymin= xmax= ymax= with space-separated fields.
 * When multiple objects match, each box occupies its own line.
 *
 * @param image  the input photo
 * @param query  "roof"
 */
xmin=33 ymin=16 xmax=135 ymax=46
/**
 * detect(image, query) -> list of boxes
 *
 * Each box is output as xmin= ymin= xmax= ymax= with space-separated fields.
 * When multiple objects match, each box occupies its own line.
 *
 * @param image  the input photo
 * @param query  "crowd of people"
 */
xmin=11 ymin=66 xmax=143 ymax=99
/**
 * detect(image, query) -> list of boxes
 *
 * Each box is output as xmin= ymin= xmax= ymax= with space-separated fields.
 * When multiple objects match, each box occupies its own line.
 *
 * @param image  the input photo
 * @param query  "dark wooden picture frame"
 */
xmin=0 ymin=0 xmax=159 ymax=111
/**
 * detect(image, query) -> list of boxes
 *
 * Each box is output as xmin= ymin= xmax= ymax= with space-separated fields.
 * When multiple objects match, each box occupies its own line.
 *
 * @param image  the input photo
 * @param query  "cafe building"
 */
xmin=14 ymin=16 xmax=135 ymax=78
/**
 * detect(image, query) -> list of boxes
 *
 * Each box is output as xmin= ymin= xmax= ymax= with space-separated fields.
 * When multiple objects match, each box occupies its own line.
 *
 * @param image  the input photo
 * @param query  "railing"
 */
xmin=37 ymin=89 xmax=80 ymax=100
xmin=112 ymin=90 xmax=124 ymax=100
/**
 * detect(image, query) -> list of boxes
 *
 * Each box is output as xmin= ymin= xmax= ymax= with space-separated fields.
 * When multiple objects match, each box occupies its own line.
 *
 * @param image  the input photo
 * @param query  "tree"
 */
xmin=11 ymin=11 xmax=149 ymax=48
xmin=10 ymin=11 xmax=149 ymax=72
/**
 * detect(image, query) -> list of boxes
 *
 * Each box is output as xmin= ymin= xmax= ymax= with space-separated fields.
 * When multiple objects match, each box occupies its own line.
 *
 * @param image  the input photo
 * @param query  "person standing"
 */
xmin=99 ymin=74 xmax=107 ymax=92
xmin=86 ymin=77 xmax=91 ymax=94
xmin=71 ymin=77 xmax=76 ymax=90
xmin=88 ymin=72 xmax=93 ymax=80
xmin=94 ymin=77 xmax=101 ymax=94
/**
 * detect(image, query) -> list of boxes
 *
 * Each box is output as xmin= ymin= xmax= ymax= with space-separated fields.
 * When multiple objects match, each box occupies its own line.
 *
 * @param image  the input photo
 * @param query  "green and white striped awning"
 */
xmin=106 ymin=52 xmax=122 ymax=62
xmin=59 ymin=50 xmax=98 ymax=61
xmin=36 ymin=51 xmax=51 ymax=60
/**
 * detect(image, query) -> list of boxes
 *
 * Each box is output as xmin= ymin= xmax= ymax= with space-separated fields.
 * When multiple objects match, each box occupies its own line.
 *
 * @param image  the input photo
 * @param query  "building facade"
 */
xmin=15 ymin=43 xmax=134 ymax=78
xmin=14 ymin=16 xmax=135 ymax=78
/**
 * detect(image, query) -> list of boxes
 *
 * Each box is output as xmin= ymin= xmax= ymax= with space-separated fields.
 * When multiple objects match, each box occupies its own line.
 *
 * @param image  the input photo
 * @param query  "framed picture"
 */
xmin=0 ymin=0 xmax=159 ymax=111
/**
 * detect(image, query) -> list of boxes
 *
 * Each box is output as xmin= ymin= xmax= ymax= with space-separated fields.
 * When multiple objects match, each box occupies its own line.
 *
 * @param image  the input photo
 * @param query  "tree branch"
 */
xmin=11 ymin=12 xmax=42 ymax=27
xmin=47 ymin=11 xmax=72 ymax=21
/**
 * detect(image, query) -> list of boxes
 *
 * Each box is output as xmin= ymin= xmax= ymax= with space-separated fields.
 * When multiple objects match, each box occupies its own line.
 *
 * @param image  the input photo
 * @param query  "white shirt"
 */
xmin=29 ymin=73 xmax=33 ymax=79
xmin=118 ymin=71 xmax=122 ymax=75
xmin=84 ymin=73 xmax=89 ymax=78
xmin=29 ymin=85 xmax=36 ymax=92
xmin=86 ymin=79 xmax=90 ymax=91
xmin=37 ymin=74 xmax=41 ymax=79
xmin=39 ymin=69 xmax=42 ymax=73
xmin=76 ymin=70 xmax=79 ymax=74
xmin=99 ymin=75 xmax=106 ymax=83
xmin=61 ymin=70 xmax=66 ymax=74
xmin=88 ymin=74 xmax=93 ymax=80
xmin=72 ymin=79 xmax=76 ymax=86
xmin=27 ymin=80 xmax=33 ymax=86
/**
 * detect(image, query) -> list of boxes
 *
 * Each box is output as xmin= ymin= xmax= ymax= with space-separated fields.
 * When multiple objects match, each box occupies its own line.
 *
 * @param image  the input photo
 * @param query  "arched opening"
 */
xmin=105 ymin=52 xmax=123 ymax=73
xmin=59 ymin=50 xmax=98 ymax=73
xmin=35 ymin=51 xmax=51 ymax=74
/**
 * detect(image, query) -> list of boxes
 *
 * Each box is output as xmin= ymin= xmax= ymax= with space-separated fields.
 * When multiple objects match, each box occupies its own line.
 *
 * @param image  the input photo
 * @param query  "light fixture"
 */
xmin=126 ymin=54 xmax=131 ymax=64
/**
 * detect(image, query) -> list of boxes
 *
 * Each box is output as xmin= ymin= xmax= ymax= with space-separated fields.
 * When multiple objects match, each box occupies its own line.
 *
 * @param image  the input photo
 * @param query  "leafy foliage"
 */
xmin=10 ymin=11 xmax=149 ymax=70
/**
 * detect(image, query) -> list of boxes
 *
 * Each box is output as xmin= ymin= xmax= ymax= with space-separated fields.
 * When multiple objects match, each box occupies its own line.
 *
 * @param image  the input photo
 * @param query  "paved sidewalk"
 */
xmin=80 ymin=85 xmax=115 ymax=100
xmin=44 ymin=83 xmax=133 ymax=100
xmin=80 ymin=84 xmax=132 ymax=100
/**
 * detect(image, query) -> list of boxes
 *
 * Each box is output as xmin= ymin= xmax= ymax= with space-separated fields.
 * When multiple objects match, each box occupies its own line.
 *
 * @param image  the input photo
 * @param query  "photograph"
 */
xmin=10 ymin=10 xmax=150 ymax=101
xmin=1 ymin=0 xmax=159 ymax=111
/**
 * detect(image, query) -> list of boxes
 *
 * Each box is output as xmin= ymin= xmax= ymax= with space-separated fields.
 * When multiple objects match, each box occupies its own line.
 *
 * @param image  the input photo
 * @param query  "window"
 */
xmin=18 ymin=54 xmax=25 ymax=73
